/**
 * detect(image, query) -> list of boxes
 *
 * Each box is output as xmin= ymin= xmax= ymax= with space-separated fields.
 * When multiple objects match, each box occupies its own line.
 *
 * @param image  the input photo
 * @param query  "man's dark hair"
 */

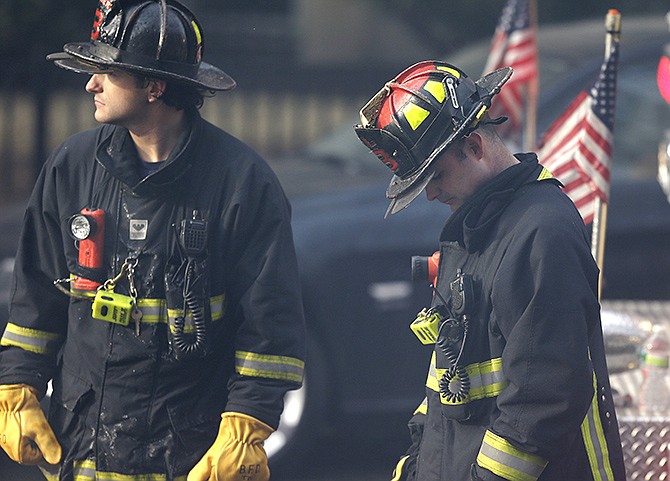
xmin=134 ymin=73 xmax=211 ymax=112
xmin=476 ymin=120 xmax=501 ymax=139
xmin=161 ymin=81 xmax=212 ymax=112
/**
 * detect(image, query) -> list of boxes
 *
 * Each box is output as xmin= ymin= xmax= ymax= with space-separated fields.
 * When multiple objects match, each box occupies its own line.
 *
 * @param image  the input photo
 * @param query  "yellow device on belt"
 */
xmin=410 ymin=307 xmax=445 ymax=345
xmin=92 ymin=290 xmax=133 ymax=326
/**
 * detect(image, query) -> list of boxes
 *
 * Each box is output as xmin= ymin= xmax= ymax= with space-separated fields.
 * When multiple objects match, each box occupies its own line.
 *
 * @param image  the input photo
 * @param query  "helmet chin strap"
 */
xmin=482 ymin=115 xmax=508 ymax=125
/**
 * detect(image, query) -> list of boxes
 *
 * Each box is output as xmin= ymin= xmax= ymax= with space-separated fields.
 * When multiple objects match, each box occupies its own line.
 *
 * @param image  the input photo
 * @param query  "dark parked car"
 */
xmin=1 ymin=13 xmax=670 ymax=477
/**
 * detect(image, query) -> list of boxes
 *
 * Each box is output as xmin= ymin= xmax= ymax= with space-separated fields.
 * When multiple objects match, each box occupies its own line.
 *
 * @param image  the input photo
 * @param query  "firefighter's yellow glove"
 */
xmin=188 ymin=412 xmax=274 ymax=481
xmin=0 ymin=384 xmax=62 ymax=466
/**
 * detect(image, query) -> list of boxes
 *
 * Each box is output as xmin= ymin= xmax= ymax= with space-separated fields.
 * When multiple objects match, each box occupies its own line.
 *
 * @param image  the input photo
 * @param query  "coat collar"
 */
xmin=95 ymin=112 xmax=202 ymax=197
xmin=440 ymin=153 xmax=559 ymax=252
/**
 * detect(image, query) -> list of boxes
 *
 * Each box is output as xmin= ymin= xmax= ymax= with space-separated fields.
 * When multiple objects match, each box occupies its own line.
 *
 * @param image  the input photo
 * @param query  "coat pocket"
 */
xmin=48 ymin=367 xmax=95 ymax=456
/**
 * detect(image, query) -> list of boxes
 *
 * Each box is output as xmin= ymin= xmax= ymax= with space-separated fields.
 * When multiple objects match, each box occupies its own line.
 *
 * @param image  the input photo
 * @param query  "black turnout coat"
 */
xmin=0 ymin=113 xmax=305 ymax=480
xmin=402 ymin=154 xmax=625 ymax=481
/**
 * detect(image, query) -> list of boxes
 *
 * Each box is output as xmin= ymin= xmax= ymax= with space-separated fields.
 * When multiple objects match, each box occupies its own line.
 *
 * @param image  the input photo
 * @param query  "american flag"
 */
xmin=538 ymin=38 xmax=620 ymax=225
xmin=483 ymin=0 xmax=538 ymax=147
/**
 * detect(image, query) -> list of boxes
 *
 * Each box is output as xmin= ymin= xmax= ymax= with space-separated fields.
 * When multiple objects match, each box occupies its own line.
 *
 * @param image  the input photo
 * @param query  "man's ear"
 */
xmin=464 ymin=131 xmax=484 ymax=160
xmin=147 ymin=79 xmax=167 ymax=102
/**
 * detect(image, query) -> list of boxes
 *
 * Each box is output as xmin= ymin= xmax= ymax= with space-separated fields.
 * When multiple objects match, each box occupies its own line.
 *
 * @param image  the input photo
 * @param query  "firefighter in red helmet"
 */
xmin=0 ymin=2 xmax=305 ymax=481
xmin=355 ymin=61 xmax=626 ymax=481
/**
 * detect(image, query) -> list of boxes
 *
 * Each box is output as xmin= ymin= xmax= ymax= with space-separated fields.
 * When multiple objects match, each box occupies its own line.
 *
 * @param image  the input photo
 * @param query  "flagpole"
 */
xmin=524 ymin=0 xmax=539 ymax=151
xmin=592 ymin=9 xmax=621 ymax=299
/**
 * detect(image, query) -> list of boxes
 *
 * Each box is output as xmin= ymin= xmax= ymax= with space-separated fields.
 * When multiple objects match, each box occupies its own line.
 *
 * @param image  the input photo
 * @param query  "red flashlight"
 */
xmin=69 ymin=208 xmax=105 ymax=291
xmin=411 ymin=251 xmax=440 ymax=287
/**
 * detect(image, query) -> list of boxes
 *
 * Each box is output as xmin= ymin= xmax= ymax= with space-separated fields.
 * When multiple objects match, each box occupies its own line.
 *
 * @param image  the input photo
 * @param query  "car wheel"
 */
xmin=266 ymin=331 xmax=330 ymax=471
xmin=264 ymin=380 xmax=307 ymax=459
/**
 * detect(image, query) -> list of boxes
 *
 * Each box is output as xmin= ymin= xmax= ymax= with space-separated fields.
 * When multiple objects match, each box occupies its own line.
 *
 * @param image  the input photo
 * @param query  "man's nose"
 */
xmin=425 ymin=182 xmax=439 ymax=201
xmin=85 ymin=74 xmax=102 ymax=92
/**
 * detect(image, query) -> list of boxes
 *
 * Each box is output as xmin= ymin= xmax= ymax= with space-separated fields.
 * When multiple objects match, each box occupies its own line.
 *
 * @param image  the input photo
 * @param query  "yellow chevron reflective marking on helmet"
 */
xmin=424 ymin=80 xmax=446 ymax=103
xmin=235 ymin=350 xmax=305 ymax=383
xmin=436 ymin=65 xmax=461 ymax=78
xmin=537 ymin=166 xmax=554 ymax=181
xmin=477 ymin=430 xmax=548 ymax=481
xmin=403 ymin=102 xmax=431 ymax=130
xmin=580 ymin=371 xmax=615 ymax=481
xmin=192 ymin=20 xmax=202 ymax=45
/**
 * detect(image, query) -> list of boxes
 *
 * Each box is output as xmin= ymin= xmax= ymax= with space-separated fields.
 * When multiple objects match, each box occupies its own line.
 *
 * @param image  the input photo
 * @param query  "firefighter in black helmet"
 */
xmin=355 ymin=61 xmax=626 ymax=481
xmin=0 ymin=2 xmax=305 ymax=481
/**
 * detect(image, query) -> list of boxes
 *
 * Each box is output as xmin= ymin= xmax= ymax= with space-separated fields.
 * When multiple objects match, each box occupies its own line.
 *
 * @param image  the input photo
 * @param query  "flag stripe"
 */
xmin=539 ymin=34 xmax=619 ymax=225
xmin=483 ymin=0 xmax=538 ymax=144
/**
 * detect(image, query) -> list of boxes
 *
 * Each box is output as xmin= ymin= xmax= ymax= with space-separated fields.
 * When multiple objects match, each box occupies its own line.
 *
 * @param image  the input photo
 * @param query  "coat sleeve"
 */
xmin=222 ymin=161 xmax=306 ymax=430
xmin=0 ymin=151 xmax=71 ymax=395
xmin=476 ymin=201 xmax=600 ymax=480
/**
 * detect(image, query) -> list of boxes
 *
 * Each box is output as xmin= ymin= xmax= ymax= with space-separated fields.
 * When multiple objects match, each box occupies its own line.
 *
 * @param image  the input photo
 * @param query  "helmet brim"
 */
xmin=384 ymin=170 xmax=435 ymax=218
xmin=383 ymin=66 xmax=512 ymax=215
xmin=47 ymin=43 xmax=236 ymax=92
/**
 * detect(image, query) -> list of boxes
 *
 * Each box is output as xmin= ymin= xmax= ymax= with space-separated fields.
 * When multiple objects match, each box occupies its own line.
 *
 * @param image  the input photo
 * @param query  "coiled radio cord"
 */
xmin=172 ymin=261 xmax=207 ymax=357
xmin=437 ymin=318 xmax=470 ymax=403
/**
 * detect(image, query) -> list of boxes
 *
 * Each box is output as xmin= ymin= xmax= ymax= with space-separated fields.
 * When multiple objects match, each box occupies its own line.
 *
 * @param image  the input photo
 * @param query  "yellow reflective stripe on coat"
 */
xmin=580 ymin=372 xmax=615 ymax=481
xmin=0 ymin=323 xmax=63 ymax=355
xmin=391 ymin=455 xmax=411 ymax=481
xmin=141 ymin=294 xmax=225 ymax=326
xmin=165 ymin=294 xmax=226 ymax=333
xmin=40 ymin=458 xmax=188 ymax=481
xmin=63 ymin=291 xmax=225 ymax=329
xmin=425 ymin=352 xmax=508 ymax=405
xmin=537 ymin=166 xmax=554 ymax=181
xmin=414 ymin=396 xmax=428 ymax=415
xmin=477 ymin=430 xmax=548 ymax=481
xmin=235 ymin=350 xmax=304 ymax=383
xmin=67 ymin=278 xmax=226 ymax=326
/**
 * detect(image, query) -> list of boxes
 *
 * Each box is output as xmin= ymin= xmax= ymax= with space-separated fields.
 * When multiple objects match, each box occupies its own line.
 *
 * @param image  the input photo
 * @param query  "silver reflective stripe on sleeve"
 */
xmin=0 ymin=323 xmax=63 ymax=355
xmin=235 ymin=350 xmax=305 ymax=384
xmin=477 ymin=430 xmax=548 ymax=481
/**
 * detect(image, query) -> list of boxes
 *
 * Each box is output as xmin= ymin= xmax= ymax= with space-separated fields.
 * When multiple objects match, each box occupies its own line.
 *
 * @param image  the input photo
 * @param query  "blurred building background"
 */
xmin=0 ymin=0 xmax=667 ymax=204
